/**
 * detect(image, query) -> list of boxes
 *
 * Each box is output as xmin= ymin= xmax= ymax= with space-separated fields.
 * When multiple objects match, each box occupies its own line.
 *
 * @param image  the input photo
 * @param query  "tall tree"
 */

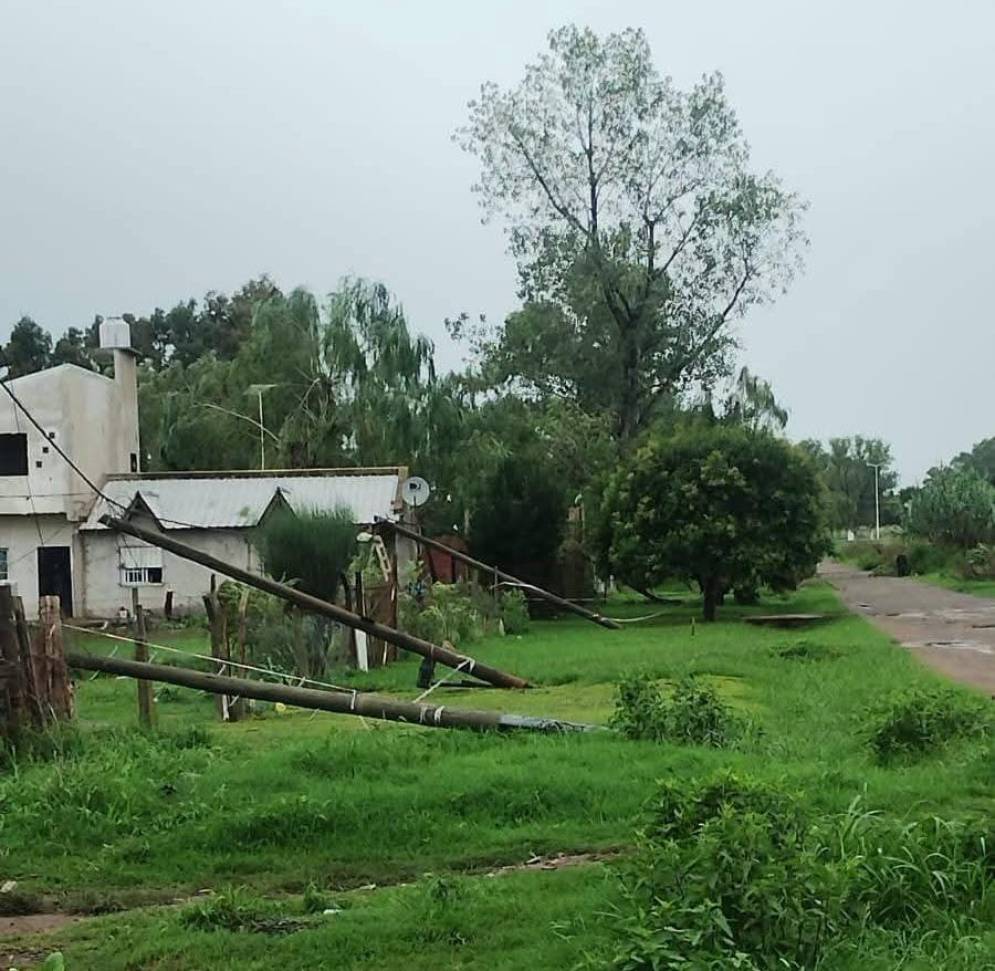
xmin=953 ymin=437 xmax=995 ymax=486
xmin=799 ymin=436 xmax=899 ymax=531
xmin=1 ymin=316 xmax=52 ymax=378
xmin=456 ymin=25 xmax=806 ymax=440
xmin=51 ymin=326 xmax=97 ymax=371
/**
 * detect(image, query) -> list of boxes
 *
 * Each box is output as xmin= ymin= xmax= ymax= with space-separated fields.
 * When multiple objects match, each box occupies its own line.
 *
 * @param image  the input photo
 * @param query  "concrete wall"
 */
xmin=0 ymin=362 xmax=139 ymax=521
xmin=0 ymin=513 xmax=82 ymax=616
xmin=80 ymin=528 xmax=259 ymax=617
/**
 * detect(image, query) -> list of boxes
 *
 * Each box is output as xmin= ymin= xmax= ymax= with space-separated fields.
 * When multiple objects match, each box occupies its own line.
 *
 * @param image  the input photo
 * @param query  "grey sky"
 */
xmin=1 ymin=0 xmax=991 ymax=483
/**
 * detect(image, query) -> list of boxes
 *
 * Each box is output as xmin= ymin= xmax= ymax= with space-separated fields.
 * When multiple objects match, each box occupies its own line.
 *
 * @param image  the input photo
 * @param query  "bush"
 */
xmin=907 ymin=466 xmax=995 ymax=548
xmin=864 ymin=686 xmax=991 ymax=763
xmin=604 ymin=773 xmax=995 ymax=970
xmin=498 ymin=588 xmax=530 ymax=634
xmin=610 ymin=675 xmax=743 ymax=748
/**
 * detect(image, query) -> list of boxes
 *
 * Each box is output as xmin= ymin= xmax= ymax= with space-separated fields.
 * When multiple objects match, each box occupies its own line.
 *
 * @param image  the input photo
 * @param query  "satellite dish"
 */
xmin=401 ymin=475 xmax=431 ymax=508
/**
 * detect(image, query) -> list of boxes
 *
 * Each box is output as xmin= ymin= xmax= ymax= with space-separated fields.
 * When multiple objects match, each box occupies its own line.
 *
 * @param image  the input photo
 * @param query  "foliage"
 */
xmin=180 ymin=886 xmax=310 ymax=935
xmin=864 ymin=686 xmax=991 ymax=762
xmin=399 ymin=581 xmax=488 ymax=647
xmin=610 ymin=675 xmax=742 ymax=747
xmin=953 ymin=435 xmax=995 ymax=486
xmin=254 ymin=506 xmax=356 ymax=603
xmin=799 ymin=436 xmax=900 ymax=530
xmin=604 ymin=425 xmax=829 ymax=619
xmin=775 ymin=640 xmax=841 ymax=662
xmin=607 ymin=773 xmax=995 ymax=970
xmin=455 ymin=25 xmax=806 ymax=441
xmin=0 ymin=315 xmax=53 ymax=377
xmin=498 ymin=588 xmax=530 ymax=634
xmin=907 ymin=464 xmax=995 ymax=548
xmin=470 ymin=452 xmax=569 ymax=570
xmin=964 ymin=543 xmax=995 ymax=579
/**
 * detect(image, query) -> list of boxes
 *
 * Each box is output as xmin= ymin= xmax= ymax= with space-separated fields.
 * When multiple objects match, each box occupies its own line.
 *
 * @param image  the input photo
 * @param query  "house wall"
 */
xmin=80 ymin=528 xmax=259 ymax=618
xmin=0 ymin=363 xmax=139 ymax=521
xmin=0 ymin=513 xmax=83 ymax=617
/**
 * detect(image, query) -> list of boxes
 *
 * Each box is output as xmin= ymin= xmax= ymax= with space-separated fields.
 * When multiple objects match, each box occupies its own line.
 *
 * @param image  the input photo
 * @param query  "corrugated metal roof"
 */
xmin=81 ymin=471 xmax=401 ymax=530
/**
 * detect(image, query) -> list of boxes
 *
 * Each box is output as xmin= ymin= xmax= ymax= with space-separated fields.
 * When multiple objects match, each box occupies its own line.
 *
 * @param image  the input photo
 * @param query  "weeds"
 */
xmin=864 ymin=686 xmax=991 ymax=762
xmin=776 ymin=640 xmax=841 ymax=662
xmin=610 ymin=674 xmax=743 ymax=747
xmin=180 ymin=886 xmax=310 ymax=935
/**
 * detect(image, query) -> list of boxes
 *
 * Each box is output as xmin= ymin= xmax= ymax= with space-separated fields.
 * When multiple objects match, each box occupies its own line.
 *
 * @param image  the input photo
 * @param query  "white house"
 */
xmin=0 ymin=319 xmax=410 ymax=618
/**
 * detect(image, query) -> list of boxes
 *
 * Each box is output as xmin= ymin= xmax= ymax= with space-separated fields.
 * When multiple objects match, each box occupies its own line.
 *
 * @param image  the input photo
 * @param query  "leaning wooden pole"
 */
xmin=376 ymin=518 xmax=621 ymax=630
xmin=99 ymin=515 xmax=529 ymax=690
xmin=67 ymin=651 xmax=597 ymax=733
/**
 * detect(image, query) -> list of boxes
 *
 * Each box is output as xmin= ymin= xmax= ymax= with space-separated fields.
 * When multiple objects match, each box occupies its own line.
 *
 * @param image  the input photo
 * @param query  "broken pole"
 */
xmin=375 ymin=518 xmax=622 ymax=630
xmin=66 ymin=651 xmax=598 ymax=733
xmin=100 ymin=515 xmax=529 ymax=690
xmin=131 ymin=588 xmax=155 ymax=729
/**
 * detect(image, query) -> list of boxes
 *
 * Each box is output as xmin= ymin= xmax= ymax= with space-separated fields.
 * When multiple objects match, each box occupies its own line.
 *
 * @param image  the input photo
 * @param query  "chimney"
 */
xmin=99 ymin=317 xmax=141 ymax=473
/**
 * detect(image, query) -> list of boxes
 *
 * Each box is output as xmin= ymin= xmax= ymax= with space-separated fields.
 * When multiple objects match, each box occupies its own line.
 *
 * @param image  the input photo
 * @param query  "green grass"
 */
xmin=4 ymin=583 xmax=995 ymax=968
xmin=921 ymin=571 xmax=995 ymax=599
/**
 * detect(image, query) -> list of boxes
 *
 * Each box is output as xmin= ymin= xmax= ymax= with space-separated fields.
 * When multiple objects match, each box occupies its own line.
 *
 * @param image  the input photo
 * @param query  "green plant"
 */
xmin=610 ymin=675 xmax=742 ymax=748
xmin=865 ymin=686 xmax=991 ymax=762
xmin=498 ymin=588 xmax=530 ymax=634
xmin=603 ymin=425 xmax=830 ymax=620
xmin=180 ymin=886 xmax=308 ymax=935
xmin=399 ymin=581 xmax=490 ymax=646
xmin=776 ymin=640 xmax=841 ymax=662
xmin=907 ymin=465 xmax=995 ymax=548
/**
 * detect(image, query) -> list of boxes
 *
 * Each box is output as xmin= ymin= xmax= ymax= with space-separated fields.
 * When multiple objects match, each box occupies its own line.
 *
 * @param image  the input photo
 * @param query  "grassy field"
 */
xmin=921 ymin=572 xmax=995 ymax=599
xmin=4 ymin=583 xmax=995 ymax=969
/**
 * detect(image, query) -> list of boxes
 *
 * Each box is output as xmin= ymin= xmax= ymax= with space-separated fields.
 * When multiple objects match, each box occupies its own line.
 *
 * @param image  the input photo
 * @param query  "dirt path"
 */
xmin=820 ymin=561 xmax=995 ymax=694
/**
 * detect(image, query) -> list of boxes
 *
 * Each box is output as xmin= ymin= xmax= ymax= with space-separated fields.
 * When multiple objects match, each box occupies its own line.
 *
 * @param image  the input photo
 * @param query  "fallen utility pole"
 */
xmin=377 ymin=518 xmax=621 ymax=631
xmin=100 ymin=515 xmax=528 ymax=690
xmin=67 ymin=651 xmax=598 ymax=733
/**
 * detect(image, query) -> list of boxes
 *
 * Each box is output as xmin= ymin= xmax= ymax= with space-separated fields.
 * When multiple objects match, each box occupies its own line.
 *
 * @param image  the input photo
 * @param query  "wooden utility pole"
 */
xmin=203 ymin=588 xmax=234 ymax=721
xmin=67 ymin=651 xmax=600 ymax=734
xmin=100 ymin=515 xmax=528 ymax=690
xmin=131 ymin=588 xmax=155 ymax=729
xmin=37 ymin=596 xmax=72 ymax=721
xmin=0 ymin=586 xmax=24 ymax=740
xmin=375 ymin=518 xmax=622 ymax=630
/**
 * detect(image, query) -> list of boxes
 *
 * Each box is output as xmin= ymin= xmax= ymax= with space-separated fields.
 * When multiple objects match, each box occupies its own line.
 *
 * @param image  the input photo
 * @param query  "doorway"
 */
xmin=38 ymin=546 xmax=73 ymax=616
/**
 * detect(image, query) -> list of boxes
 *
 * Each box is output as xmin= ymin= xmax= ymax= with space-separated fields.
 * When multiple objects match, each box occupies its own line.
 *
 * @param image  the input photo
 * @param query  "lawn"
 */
xmin=3 ymin=583 xmax=995 ymax=969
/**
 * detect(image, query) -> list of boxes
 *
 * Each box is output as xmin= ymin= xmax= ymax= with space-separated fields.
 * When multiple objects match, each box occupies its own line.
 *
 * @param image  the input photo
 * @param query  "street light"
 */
xmin=867 ymin=462 xmax=882 ymax=540
xmin=246 ymin=384 xmax=278 ymax=470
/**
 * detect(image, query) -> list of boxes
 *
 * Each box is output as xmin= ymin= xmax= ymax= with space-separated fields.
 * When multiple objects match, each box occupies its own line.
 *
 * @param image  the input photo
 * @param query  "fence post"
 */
xmin=203 ymin=588 xmax=232 ymax=721
xmin=0 ymin=587 xmax=24 ymax=741
xmin=37 ymin=595 xmax=73 ymax=721
xmin=131 ymin=588 xmax=155 ymax=729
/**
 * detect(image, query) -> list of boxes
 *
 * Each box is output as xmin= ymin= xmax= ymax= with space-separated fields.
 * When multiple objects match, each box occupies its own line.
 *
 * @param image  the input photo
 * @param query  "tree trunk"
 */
xmin=617 ymin=321 xmax=641 ymax=441
xmin=702 ymin=576 xmax=722 ymax=622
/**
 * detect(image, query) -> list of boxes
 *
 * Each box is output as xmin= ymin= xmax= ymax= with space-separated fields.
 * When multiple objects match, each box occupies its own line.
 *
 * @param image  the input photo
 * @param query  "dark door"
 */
xmin=38 ymin=547 xmax=73 ymax=616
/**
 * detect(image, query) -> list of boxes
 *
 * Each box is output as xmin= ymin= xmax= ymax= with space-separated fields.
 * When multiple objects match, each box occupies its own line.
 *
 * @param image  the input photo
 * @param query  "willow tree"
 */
xmin=457 ymin=25 xmax=806 ymax=441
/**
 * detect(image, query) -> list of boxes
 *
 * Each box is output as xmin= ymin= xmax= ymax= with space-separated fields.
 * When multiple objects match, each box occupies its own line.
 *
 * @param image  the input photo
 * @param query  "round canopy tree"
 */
xmin=603 ymin=425 xmax=829 ymax=620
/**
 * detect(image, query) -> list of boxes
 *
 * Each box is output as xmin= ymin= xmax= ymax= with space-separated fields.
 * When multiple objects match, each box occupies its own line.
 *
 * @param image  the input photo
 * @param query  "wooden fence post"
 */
xmin=0 ymin=586 xmax=24 ymax=741
xmin=203 ymin=587 xmax=233 ymax=721
xmin=37 ymin=596 xmax=73 ymax=721
xmin=131 ymin=588 xmax=155 ymax=729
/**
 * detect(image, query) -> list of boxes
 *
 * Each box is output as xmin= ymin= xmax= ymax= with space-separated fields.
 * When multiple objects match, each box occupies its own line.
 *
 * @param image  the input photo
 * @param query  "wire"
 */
xmin=62 ymin=622 xmax=360 ymax=695
xmin=0 ymin=377 xmax=224 ymax=532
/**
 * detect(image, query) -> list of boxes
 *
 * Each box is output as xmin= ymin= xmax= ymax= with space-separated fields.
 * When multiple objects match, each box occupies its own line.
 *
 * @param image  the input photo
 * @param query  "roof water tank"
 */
xmin=99 ymin=317 xmax=132 ymax=350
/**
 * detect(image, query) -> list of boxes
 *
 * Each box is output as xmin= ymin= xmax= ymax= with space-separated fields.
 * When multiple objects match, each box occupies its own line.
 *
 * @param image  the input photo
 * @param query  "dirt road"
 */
xmin=821 ymin=562 xmax=995 ymax=695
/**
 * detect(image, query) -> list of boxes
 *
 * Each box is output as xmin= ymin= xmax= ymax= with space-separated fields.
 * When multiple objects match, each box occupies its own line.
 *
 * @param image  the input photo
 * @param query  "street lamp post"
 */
xmin=867 ymin=462 xmax=882 ymax=540
xmin=246 ymin=384 xmax=278 ymax=470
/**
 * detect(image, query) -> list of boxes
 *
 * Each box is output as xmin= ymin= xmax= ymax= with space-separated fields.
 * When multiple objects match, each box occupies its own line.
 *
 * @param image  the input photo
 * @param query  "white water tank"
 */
xmin=99 ymin=317 xmax=133 ymax=350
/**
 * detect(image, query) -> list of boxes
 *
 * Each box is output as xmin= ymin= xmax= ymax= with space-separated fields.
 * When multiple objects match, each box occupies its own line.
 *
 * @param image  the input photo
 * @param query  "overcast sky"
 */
xmin=1 ymin=0 xmax=991 ymax=482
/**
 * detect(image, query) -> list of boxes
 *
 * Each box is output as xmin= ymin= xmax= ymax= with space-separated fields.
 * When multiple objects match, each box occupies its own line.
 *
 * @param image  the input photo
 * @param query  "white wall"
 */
xmin=80 ymin=528 xmax=258 ymax=617
xmin=0 ymin=512 xmax=81 ymax=617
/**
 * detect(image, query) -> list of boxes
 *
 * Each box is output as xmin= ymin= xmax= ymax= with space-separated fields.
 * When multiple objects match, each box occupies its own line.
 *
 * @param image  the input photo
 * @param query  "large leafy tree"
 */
xmin=456 ymin=25 xmax=806 ymax=440
xmin=953 ymin=437 xmax=995 ymax=486
xmin=907 ymin=466 xmax=995 ymax=548
xmin=798 ymin=436 xmax=899 ymax=531
xmin=1 ymin=316 xmax=52 ymax=378
xmin=603 ymin=426 xmax=828 ymax=620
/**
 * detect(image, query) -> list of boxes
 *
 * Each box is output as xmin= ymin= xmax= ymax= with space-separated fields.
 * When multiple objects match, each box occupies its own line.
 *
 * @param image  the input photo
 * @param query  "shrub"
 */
xmin=864 ymin=686 xmax=991 ymax=763
xmin=610 ymin=675 xmax=743 ymax=748
xmin=498 ymin=588 xmax=530 ymax=634
xmin=907 ymin=465 xmax=995 ymax=548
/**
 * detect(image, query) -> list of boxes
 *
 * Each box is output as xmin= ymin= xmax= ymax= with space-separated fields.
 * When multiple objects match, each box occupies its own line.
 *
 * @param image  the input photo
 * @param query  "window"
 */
xmin=0 ymin=548 xmax=8 ymax=582
xmin=122 ymin=566 xmax=163 ymax=586
xmin=119 ymin=544 xmax=163 ymax=586
xmin=0 ymin=433 xmax=28 ymax=476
